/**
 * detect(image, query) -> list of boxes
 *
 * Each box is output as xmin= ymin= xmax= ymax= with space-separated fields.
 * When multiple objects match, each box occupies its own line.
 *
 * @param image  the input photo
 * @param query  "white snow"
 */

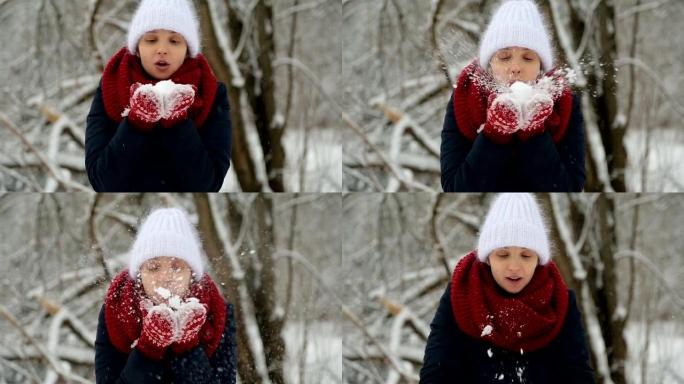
xmin=220 ymin=126 xmax=341 ymax=192
xmin=509 ymin=81 xmax=534 ymax=106
xmin=497 ymin=373 xmax=505 ymax=380
xmin=154 ymin=80 xmax=176 ymax=100
xmin=481 ymin=324 xmax=493 ymax=337
xmin=168 ymin=295 xmax=182 ymax=310
xmin=516 ymin=366 xmax=525 ymax=381
xmin=155 ymin=287 xmax=171 ymax=300
xmin=283 ymin=321 xmax=341 ymax=384
xmin=625 ymin=127 xmax=684 ymax=192
xmin=132 ymin=80 xmax=195 ymax=119
xmin=487 ymin=348 xmax=493 ymax=358
xmin=625 ymin=320 xmax=684 ymax=383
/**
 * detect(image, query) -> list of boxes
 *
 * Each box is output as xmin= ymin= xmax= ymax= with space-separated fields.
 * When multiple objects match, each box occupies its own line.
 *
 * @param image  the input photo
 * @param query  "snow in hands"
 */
xmin=510 ymin=81 xmax=534 ymax=106
xmin=124 ymin=80 xmax=195 ymax=119
xmin=506 ymin=81 xmax=551 ymax=127
xmin=147 ymin=287 xmax=204 ymax=340
xmin=153 ymin=286 xmax=200 ymax=311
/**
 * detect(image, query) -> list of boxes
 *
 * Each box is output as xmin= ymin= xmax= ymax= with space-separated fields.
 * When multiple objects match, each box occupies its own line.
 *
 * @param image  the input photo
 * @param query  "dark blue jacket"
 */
xmin=419 ymin=285 xmax=594 ymax=384
xmin=94 ymin=302 xmax=237 ymax=384
xmin=85 ymin=82 xmax=232 ymax=192
xmin=440 ymin=92 xmax=585 ymax=192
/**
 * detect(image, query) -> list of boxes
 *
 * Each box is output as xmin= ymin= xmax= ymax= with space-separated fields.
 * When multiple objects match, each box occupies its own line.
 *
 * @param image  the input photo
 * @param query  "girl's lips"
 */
xmin=154 ymin=61 xmax=170 ymax=70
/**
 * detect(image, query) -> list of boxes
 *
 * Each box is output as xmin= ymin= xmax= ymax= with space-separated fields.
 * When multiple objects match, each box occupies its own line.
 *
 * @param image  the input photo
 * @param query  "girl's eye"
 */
xmin=499 ymin=56 xmax=511 ymax=61
xmin=521 ymin=254 xmax=532 ymax=258
xmin=497 ymin=252 xmax=509 ymax=258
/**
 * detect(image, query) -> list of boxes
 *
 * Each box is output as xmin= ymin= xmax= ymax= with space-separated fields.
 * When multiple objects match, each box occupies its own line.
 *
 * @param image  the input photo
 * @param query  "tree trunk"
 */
xmin=195 ymin=0 xmax=262 ymax=191
xmin=594 ymin=194 xmax=628 ymax=383
xmin=249 ymin=0 xmax=286 ymax=192
xmin=192 ymin=193 xmax=261 ymax=384
xmin=251 ymin=195 xmax=287 ymax=383
xmin=541 ymin=0 xmax=627 ymax=191
xmin=593 ymin=1 xmax=627 ymax=192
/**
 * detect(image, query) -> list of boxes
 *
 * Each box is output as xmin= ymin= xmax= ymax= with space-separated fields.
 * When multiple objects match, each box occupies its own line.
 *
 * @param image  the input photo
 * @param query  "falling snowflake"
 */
xmin=481 ymin=324 xmax=493 ymax=337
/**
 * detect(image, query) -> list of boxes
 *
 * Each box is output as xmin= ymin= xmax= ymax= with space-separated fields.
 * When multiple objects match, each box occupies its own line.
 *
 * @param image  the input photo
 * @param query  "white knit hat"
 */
xmin=127 ymin=0 xmax=201 ymax=58
xmin=476 ymin=193 xmax=551 ymax=265
xmin=128 ymin=207 xmax=204 ymax=278
xmin=478 ymin=0 xmax=554 ymax=72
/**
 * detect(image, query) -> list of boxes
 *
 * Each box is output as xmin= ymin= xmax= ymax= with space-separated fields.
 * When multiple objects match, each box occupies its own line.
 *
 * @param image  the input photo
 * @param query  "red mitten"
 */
xmin=170 ymin=299 xmax=207 ymax=354
xmin=483 ymin=93 xmax=520 ymax=145
xmin=518 ymin=93 xmax=553 ymax=142
xmin=127 ymin=83 xmax=162 ymax=131
xmin=135 ymin=303 xmax=176 ymax=360
xmin=160 ymin=84 xmax=196 ymax=128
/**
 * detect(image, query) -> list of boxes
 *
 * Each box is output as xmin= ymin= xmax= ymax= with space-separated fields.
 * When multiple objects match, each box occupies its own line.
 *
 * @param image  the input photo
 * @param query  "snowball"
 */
xmin=154 ymin=80 xmax=176 ymax=99
xmin=155 ymin=287 xmax=171 ymax=299
xmin=509 ymin=81 xmax=534 ymax=106
xmin=487 ymin=348 xmax=493 ymax=358
xmin=498 ymin=373 xmax=505 ymax=380
xmin=168 ymin=295 xmax=182 ymax=310
xmin=481 ymin=325 xmax=493 ymax=337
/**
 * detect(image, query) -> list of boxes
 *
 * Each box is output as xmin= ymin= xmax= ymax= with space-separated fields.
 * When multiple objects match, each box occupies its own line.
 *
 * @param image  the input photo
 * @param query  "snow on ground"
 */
xmin=625 ymin=127 xmax=684 ymax=192
xmin=220 ymin=127 xmax=341 ymax=192
xmin=283 ymin=321 xmax=342 ymax=384
xmin=624 ymin=320 xmax=684 ymax=384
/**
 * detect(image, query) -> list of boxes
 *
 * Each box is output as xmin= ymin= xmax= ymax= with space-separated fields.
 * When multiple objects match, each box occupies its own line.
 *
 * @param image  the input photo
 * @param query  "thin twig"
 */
xmin=0 ymin=304 xmax=92 ymax=384
xmin=0 ymin=112 xmax=89 ymax=191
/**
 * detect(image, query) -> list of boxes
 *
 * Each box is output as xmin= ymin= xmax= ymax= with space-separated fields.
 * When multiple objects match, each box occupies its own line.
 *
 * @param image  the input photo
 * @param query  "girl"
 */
xmin=440 ymin=0 xmax=585 ymax=192
xmin=95 ymin=208 xmax=236 ymax=383
xmin=85 ymin=0 xmax=231 ymax=192
xmin=420 ymin=194 xmax=594 ymax=383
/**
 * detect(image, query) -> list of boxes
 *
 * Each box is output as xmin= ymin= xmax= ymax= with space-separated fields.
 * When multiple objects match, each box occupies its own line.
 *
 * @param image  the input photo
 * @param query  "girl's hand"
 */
xmin=483 ymin=93 xmax=520 ymax=145
xmin=160 ymin=84 xmax=196 ymax=128
xmin=170 ymin=300 xmax=207 ymax=354
xmin=127 ymin=83 xmax=162 ymax=131
xmin=136 ymin=304 xmax=176 ymax=360
xmin=518 ymin=93 xmax=553 ymax=142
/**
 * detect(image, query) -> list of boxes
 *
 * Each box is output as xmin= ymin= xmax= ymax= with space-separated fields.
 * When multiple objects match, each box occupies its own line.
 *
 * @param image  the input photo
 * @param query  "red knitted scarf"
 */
xmin=101 ymin=47 xmax=218 ymax=128
xmin=450 ymin=251 xmax=569 ymax=352
xmin=104 ymin=270 xmax=227 ymax=357
xmin=453 ymin=60 xmax=574 ymax=143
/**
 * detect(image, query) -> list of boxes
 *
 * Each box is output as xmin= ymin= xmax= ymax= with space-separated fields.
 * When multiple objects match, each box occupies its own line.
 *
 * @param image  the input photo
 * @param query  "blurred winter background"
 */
xmin=0 ymin=193 xmax=341 ymax=383
xmin=0 ymin=0 xmax=341 ymax=192
xmin=342 ymin=193 xmax=684 ymax=384
xmin=342 ymin=0 xmax=684 ymax=192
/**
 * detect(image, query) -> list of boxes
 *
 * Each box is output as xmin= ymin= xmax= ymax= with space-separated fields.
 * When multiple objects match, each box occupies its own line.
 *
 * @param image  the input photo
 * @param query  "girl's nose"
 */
xmin=508 ymin=263 xmax=521 ymax=272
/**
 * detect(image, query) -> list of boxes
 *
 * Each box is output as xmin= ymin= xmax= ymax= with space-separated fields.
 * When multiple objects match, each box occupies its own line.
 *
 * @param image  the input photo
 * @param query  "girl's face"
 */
xmin=489 ymin=47 xmax=542 ymax=85
xmin=137 ymin=29 xmax=188 ymax=80
xmin=488 ymin=247 xmax=539 ymax=294
xmin=140 ymin=256 xmax=192 ymax=304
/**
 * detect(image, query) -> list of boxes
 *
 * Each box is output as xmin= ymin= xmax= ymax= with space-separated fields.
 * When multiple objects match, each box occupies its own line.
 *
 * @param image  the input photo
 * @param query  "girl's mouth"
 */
xmin=154 ymin=60 xmax=170 ymax=70
xmin=506 ymin=276 xmax=522 ymax=283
